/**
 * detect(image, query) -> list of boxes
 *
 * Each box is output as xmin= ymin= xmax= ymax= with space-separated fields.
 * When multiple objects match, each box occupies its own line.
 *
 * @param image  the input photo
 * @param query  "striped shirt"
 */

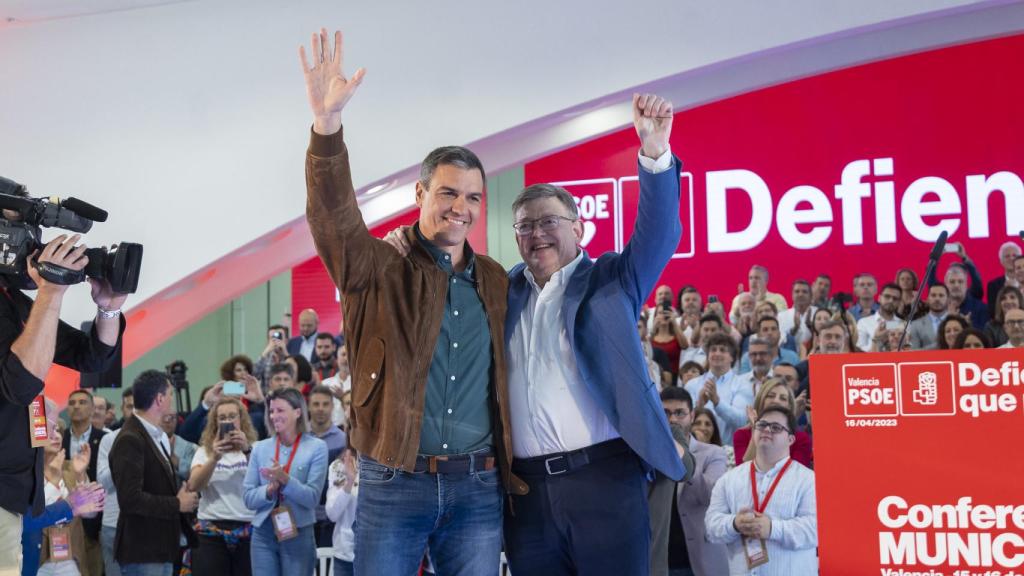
xmin=705 ymin=457 xmax=818 ymax=575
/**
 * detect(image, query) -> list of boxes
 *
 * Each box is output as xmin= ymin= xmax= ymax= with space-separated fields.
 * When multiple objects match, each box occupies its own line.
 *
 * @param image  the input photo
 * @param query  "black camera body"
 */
xmin=0 ymin=176 xmax=143 ymax=293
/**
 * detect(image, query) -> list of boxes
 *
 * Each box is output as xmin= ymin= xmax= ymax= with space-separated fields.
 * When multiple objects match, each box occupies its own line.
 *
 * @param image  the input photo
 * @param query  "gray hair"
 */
xmin=419 ymin=146 xmax=486 ymax=188
xmin=511 ymin=183 xmax=579 ymax=219
xmin=747 ymin=335 xmax=771 ymax=349
xmin=749 ymin=265 xmax=769 ymax=281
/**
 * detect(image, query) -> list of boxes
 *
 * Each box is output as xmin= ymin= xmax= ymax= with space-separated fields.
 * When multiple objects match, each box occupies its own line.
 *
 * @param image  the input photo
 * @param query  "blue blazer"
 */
xmin=21 ymin=501 xmax=73 ymax=576
xmin=506 ymin=157 xmax=686 ymax=481
xmin=243 ymin=433 xmax=328 ymax=529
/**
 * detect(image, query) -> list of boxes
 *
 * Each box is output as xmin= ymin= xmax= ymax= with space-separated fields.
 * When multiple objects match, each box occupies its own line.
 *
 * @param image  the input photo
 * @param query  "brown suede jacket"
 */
xmin=305 ymin=127 xmax=527 ymax=496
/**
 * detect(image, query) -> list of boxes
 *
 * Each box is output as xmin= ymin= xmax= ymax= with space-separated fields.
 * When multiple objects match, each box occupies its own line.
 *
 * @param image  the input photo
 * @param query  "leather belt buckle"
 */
xmin=544 ymin=455 xmax=569 ymax=475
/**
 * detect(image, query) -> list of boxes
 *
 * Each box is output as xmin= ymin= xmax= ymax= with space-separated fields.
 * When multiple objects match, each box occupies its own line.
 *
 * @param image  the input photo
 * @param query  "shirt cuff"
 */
xmin=638 ymin=149 xmax=674 ymax=174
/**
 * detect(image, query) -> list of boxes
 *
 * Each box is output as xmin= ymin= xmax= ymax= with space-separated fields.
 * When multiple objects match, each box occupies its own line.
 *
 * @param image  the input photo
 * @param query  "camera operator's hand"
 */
xmin=29 ymin=234 xmax=88 ymax=296
xmin=88 ymin=277 xmax=128 ymax=314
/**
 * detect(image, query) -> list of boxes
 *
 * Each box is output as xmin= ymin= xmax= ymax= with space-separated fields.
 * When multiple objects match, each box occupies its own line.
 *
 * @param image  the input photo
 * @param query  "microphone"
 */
xmin=929 ymin=230 xmax=948 ymax=262
xmin=61 ymin=197 xmax=108 ymax=223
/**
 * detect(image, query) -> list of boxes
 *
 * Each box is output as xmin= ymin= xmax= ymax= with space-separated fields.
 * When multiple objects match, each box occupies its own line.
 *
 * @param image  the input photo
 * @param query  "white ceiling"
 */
xmin=0 ymin=0 xmax=195 ymax=25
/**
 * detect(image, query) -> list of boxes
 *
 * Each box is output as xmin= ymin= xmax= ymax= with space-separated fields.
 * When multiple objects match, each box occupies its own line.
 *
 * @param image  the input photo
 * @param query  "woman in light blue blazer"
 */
xmin=243 ymin=388 xmax=328 ymax=576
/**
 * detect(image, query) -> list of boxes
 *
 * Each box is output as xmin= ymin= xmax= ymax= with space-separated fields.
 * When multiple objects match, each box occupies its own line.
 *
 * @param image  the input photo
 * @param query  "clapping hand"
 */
xmin=261 ymin=461 xmax=291 ymax=486
xmin=68 ymin=482 xmax=105 ymax=518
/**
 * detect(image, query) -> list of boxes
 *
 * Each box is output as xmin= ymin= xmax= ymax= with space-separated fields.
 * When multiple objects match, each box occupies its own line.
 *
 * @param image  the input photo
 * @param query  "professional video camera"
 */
xmin=0 ymin=175 xmax=142 ymax=293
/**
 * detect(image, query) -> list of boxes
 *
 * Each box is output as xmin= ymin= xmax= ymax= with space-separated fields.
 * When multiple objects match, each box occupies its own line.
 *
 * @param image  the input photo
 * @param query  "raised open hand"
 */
xmin=632 ymin=93 xmax=673 ymax=160
xmin=300 ymin=29 xmax=367 ymax=136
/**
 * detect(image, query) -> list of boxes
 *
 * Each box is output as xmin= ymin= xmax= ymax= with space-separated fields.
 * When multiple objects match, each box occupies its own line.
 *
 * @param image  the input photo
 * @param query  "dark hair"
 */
xmin=691 ymin=407 xmax=722 ymax=446
xmin=308 ymin=385 xmax=335 ymax=400
xmin=704 ymin=333 xmax=738 ymax=361
xmin=660 ymin=386 xmax=693 ymax=411
xmin=269 ymin=363 xmax=295 ymax=379
xmin=758 ymin=404 xmax=797 ymax=436
xmin=132 ymin=370 xmax=171 ymax=412
xmin=268 ymin=324 xmax=289 ymax=338
xmin=937 ymin=315 xmax=969 ymax=350
xmin=68 ymin=389 xmax=93 ymax=402
xmin=928 ymin=282 xmax=949 ymax=296
xmin=994 ymin=285 xmax=1024 ymax=324
xmin=676 ymin=285 xmax=701 ymax=311
xmin=699 ymin=313 xmax=724 ymax=328
xmin=953 ymin=328 xmax=992 ymax=349
xmin=880 ymin=282 xmax=902 ymax=296
xmin=121 ymin=388 xmax=134 ymax=399
xmin=265 ymin=387 xmax=310 ymax=435
xmin=816 ymin=273 xmax=831 ymax=282
xmin=419 ymin=146 xmax=486 ymax=189
xmin=287 ymin=355 xmax=313 ymax=384
xmin=756 ymin=315 xmax=779 ymax=331
xmin=219 ymin=354 xmax=254 ymax=381
xmin=511 ymin=183 xmax=579 ymax=220
xmin=679 ymin=361 xmax=705 ymax=378
xmin=791 ymin=278 xmax=811 ymax=289
xmin=315 ymin=332 xmax=336 ymax=343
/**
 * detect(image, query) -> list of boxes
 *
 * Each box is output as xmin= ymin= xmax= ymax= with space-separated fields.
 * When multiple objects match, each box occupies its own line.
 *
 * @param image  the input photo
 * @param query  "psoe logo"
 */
xmin=898 ymin=362 xmax=956 ymax=416
xmin=842 ymin=363 xmax=898 ymax=417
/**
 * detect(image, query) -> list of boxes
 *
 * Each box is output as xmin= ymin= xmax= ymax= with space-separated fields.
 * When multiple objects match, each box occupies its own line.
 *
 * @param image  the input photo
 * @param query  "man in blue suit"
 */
xmin=503 ymin=93 xmax=688 ymax=575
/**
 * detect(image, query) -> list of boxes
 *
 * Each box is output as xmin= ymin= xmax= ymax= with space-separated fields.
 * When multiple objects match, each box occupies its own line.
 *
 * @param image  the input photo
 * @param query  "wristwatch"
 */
xmin=97 ymin=307 xmax=121 ymax=319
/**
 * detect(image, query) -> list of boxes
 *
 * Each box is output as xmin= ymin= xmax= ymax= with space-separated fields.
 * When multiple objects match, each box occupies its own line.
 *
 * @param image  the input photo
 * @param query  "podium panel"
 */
xmin=811 ymin=348 xmax=1024 ymax=573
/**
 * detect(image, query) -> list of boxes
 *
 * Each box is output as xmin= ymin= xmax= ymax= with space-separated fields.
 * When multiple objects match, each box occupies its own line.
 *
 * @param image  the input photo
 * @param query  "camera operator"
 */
xmin=0 ymin=230 xmax=127 ymax=574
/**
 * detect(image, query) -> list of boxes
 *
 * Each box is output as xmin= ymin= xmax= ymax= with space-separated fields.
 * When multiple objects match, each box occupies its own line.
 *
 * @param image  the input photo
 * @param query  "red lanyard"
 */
xmin=274 ymin=433 xmax=303 ymax=475
xmin=750 ymin=457 xmax=793 ymax=514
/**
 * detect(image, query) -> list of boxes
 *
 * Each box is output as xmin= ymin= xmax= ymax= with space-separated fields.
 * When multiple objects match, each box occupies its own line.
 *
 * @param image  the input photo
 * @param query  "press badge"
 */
xmin=742 ymin=535 xmax=769 ymax=569
xmin=29 ymin=395 xmax=49 ymax=448
xmin=49 ymin=525 xmax=71 ymax=561
xmin=271 ymin=506 xmax=298 ymax=541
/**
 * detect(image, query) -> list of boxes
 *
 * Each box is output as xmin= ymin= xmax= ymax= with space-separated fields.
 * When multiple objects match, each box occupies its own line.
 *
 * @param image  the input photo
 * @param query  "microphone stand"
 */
xmin=896 ymin=260 xmax=936 ymax=351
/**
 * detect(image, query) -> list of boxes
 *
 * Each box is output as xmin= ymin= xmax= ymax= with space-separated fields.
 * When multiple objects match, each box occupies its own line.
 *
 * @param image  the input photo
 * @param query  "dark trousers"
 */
xmin=191 ymin=533 xmax=252 ymax=576
xmin=504 ymin=447 xmax=651 ymax=576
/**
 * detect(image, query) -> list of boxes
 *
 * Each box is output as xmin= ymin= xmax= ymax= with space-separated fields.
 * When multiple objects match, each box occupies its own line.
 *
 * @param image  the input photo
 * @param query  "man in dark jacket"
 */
xmin=110 ymin=371 xmax=198 ymax=576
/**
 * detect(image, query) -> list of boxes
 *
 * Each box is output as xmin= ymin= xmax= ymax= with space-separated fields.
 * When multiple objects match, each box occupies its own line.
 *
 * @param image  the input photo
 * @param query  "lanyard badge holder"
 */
xmin=270 ymin=434 xmax=302 ymax=542
xmin=743 ymin=458 xmax=793 ymax=570
xmin=49 ymin=524 xmax=71 ymax=561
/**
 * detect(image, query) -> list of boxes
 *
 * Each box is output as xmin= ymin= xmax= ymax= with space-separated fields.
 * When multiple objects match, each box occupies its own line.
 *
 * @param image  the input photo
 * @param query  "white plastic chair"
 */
xmin=315 ymin=546 xmax=334 ymax=576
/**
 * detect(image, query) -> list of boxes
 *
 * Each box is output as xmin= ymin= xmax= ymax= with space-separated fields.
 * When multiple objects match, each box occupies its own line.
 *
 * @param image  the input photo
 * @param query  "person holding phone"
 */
xmin=188 ymin=397 xmax=257 ymax=576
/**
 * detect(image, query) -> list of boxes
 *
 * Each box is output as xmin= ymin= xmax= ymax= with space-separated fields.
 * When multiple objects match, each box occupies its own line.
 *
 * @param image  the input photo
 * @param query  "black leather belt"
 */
xmin=512 ymin=438 xmax=631 ymax=476
xmin=413 ymin=452 xmax=496 ymax=474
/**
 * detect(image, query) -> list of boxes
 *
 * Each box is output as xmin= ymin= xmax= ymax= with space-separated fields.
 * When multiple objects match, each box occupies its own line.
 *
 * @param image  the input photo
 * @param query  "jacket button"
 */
xmin=370 ymin=372 xmax=377 ymax=379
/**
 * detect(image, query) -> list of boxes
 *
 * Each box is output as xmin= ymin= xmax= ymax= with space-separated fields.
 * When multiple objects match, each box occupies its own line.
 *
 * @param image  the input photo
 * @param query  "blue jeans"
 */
xmin=119 ymin=563 xmax=172 ymax=576
xmin=332 ymin=558 xmax=354 ymax=576
xmin=353 ymin=455 xmax=503 ymax=576
xmin=100 ymin=525 xmax=121 ymax=576
xmin=249 ymin=520 xmax=315 ymax=576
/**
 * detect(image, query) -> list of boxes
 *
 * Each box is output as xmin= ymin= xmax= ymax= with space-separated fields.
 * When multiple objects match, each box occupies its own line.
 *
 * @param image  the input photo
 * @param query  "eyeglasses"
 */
xmin=664 ymin=408 xmax=690 ymax=419
xmin=754 ymin=420 xmax=792 ymax=435
xmin=1005 ymin=320 xmax=1024 ymax=326
xmin=512 ymin=215 xmax=576 ymax=236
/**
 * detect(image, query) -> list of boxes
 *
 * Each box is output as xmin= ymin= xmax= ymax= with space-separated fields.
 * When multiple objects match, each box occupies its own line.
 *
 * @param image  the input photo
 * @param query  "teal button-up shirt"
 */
xmin=415 ymin=225 xmax=494 ymax=456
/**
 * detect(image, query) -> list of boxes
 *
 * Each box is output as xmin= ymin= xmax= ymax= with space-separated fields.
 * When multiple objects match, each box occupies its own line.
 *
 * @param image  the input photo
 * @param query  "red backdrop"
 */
xmin=812 ymin=348 xmax=1024 ymax=572
xmin=525 ymin=34 xmax=1024 ymax=310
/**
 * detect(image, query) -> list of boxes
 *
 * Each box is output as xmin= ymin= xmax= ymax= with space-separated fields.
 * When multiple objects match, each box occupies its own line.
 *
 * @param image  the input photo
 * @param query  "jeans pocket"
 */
xmin=358 ymin=458 xmax=397 ymax=484
xmin=473 ymin=468 xmax=500 ymax=488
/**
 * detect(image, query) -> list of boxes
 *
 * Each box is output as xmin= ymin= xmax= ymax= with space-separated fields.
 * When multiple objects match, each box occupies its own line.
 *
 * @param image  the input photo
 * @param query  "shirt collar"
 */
xmin=414 ymin=222 xmax=476 ymax=277
xmin=137 ymin=415 xmax=169 ymax=446
xmin=524 ymin=250 xmax=584 ymax=293
xmin=754 ymin=455 xmax=791 ymax=475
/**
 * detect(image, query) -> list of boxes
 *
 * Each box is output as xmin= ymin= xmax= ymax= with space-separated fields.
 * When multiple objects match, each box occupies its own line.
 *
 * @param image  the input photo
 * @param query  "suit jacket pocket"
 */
xmin=353 ymin=337 xmax=385 ymax=408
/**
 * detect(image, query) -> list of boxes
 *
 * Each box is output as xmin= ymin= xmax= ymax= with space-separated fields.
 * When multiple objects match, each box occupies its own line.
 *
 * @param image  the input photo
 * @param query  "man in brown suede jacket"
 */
xmin=300 ymin=29 xmax=523 ymax=575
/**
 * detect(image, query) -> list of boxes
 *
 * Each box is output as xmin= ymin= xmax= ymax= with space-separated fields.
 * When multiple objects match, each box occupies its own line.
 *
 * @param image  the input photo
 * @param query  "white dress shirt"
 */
xmin=97 ymin=429 xmax=121 ymax=528
xmin=855 ymin=312 xmax=904 ymax=352
xmin=507 ymin=149 xmax=672 ymax=458
xmin=777 ymin=306 xmax=814 ymax=346
xmin=137 ymin=415 xmax=172 ymax=463
xmin=684 ymin=370 xmax=752 ymax=447
xmin=322 ymin=374 xmax=351 ymax=427
xmin=508 ymin=251 xmax=620 ymax=458
xmin=705 ymin=458 xmax=818 ymax=575
xmin=68 ymin=426 xmax=90 ymax=460
xmin=298 ymin=334 xmax=316 ymax=361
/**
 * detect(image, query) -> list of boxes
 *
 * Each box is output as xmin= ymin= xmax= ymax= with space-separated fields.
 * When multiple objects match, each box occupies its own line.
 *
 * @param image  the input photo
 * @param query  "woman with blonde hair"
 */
xmin=731 ymin=377 xmax=813 ymax=468
xmin=188 ymin=397 xmax=257 ymax=575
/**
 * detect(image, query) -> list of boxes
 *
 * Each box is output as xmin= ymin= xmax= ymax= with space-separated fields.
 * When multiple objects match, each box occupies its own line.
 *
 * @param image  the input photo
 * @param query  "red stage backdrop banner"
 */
xmin=291 ymin=210 xmax=420 ymax=337
xmin=811 ymin=348 xmax=1024 ymax=573
xmin=525 ymin=34 xmax=1024 ymax=310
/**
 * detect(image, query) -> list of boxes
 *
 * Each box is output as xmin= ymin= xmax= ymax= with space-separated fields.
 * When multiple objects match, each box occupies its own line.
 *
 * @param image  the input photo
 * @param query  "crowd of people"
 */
xmin=14 ymin=27 xmax=1022 ymax=576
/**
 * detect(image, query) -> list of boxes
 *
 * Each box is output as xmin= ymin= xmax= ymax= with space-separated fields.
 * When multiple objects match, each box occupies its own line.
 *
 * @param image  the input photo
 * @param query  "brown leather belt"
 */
xmin=414 ymin=452 xmax=496 ymax=475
